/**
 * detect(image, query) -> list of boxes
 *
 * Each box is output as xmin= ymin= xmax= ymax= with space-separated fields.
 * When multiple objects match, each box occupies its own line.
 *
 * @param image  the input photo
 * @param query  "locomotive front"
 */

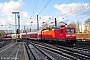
xmin=65 ymin=27 xmax=76 ymax=45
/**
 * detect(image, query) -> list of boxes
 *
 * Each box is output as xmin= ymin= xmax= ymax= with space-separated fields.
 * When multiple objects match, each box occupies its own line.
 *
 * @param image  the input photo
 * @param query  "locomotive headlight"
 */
xmin=38 ymin=33 xmax=40 ymax=35
xmin=66 ymin=34 xmax=70 ymax=36
xmin=72 ymin=34 xmax=76 ymax=36
xmin=49 ymin=33 xmax=50 ymax=35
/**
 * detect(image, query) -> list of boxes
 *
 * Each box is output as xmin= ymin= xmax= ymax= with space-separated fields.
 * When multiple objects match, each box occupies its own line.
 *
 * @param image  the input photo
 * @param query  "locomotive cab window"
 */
xmin=71 ymin=29 xmax=75 ymax=33
xmin=66 ymin=29 xmax=70 ymax=33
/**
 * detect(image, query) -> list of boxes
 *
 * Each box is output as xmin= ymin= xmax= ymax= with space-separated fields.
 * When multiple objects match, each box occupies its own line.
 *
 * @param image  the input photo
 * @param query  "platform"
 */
xmin=0 ymin=42 xmax=29 ymax=60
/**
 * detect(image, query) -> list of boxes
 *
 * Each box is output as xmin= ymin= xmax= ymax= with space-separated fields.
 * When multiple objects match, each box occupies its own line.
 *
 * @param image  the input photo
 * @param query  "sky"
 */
xmin=0 ymin=0 xmax=90 ymax=32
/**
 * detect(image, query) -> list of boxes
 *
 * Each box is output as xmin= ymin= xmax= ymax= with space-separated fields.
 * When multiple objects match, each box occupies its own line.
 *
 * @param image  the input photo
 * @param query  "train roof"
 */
xmin=20 ymin=33 xmax=26 ymax=35
xmin=27 ymin=31 xmax=38 ymax=34
xmin=41 ymin=27 xmax=75 ymax=31
xmin=52 ymin=28 xmax=60 ymax=30
xmin=41 ymin=28 xmax=60 ymax=31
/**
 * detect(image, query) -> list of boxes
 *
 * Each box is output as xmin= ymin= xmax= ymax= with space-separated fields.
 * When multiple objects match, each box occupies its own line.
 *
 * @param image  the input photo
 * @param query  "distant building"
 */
xmin=0 ymin=30 xmax=5 ymax=37
xmin=4 ymin=30 xmax=13 ymax=34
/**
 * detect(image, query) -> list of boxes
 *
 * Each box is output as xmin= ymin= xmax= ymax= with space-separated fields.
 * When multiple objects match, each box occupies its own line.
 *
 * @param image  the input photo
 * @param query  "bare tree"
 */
xmin=41 ymin=22 xmax=50 ymax=29
xmin=68 ymin=20 xmax=81 ymax=33
xmin=68 ymin=21 xmax=76 ymax=28
xmin=76 ymin=20 xmax=81 ymax=33
xmin=85 ymin=18 xmax=90 ymax=33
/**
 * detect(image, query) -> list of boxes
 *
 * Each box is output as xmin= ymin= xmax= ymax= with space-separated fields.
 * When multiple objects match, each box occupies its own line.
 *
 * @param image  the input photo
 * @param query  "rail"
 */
xmin=25 ymin=42 xmax=56 ymax=60
xmin=30 ymin=41 xmax=90 ymax=60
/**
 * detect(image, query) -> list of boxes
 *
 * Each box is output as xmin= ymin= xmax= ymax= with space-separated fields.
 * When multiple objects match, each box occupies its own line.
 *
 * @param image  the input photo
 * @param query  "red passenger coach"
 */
xmin=21 ymin=32 xmax=38 ymax=40
xmin=29 ymin=32 xmax=38 ymax=40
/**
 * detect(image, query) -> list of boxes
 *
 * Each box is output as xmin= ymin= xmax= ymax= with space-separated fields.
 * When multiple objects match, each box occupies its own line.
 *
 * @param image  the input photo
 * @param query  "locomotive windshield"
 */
xmin=66 ymin=29 xmax=75 ymax=33
xmin=71 ymin=29 xmax=75 ymax=33
xmin=66 ymin=29 xmax=70 ymax=33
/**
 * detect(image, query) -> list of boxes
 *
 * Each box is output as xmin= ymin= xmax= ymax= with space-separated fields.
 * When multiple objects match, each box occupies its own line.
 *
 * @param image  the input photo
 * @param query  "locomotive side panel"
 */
xmin=41 ymin=30 xmax=55 ymax=40
xmin=59 ymin=28 xmax=66 ymax=41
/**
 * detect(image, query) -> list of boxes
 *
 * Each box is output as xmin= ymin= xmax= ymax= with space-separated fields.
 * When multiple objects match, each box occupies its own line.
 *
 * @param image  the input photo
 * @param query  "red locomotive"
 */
xmin=19 ymin=26 xmax=76 ymax=46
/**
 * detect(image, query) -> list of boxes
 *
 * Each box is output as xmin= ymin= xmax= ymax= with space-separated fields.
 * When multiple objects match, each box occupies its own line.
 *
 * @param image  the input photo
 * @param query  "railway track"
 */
xmin=25 ymin=42 xmax=56 ymax=60
xmin=25 ymin=40 xmax=90 ymax=60
xmin=0 ymin=39 xmax=12 ymax=48
xmin=77 ymin=40 xmax=90 ymax=45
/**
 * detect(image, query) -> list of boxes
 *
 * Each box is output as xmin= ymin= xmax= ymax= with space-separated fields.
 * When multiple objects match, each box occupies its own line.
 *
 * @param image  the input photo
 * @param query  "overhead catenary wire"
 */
xmin=65 ymin=5 xmax=89 ymax=17
xmin=30 ymin=0 xmax=39 ymax=24
xmin=49 ymin=3 xmax=89 ymax=30
xmin=68 ymin=9 xmax=90 ymax=22
xmin=36 ymin=1 xmax=90 ymax=26
xmin=33 ymin=0 xmax=51 ymax=21
xmin=43 ymin=3 xmax=90 ymax=26
xmin=42 ymin=3 xmax=75 ymax=20
xmin=63 ymin=4 xmax=90 ymax=23
xmin=32 ymin=1 xmax=90 ymax=28
xmin=32 ymin=1 xmax=90 ymax=20
xmin=38 ymin=0 xmax=51 ymax=15
xmin=43 ymin=8 xmax=55 ymax=16
xmin=7 ymin=22 xmax=15 ymax=26
xmin=33 ymin=0 xmax=39 ymax=17
xmin=48 ymin=1 xmax=90 ymax=19
xmin=51 ymin=3 xmax=90 ymax=20
xmin=69 ymin=0 xmax=73 ymax=13
xmin=42 ymin=0 xmax=72 ymax=19
xmin=63 ymin=2 xmax=90 ymax=18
